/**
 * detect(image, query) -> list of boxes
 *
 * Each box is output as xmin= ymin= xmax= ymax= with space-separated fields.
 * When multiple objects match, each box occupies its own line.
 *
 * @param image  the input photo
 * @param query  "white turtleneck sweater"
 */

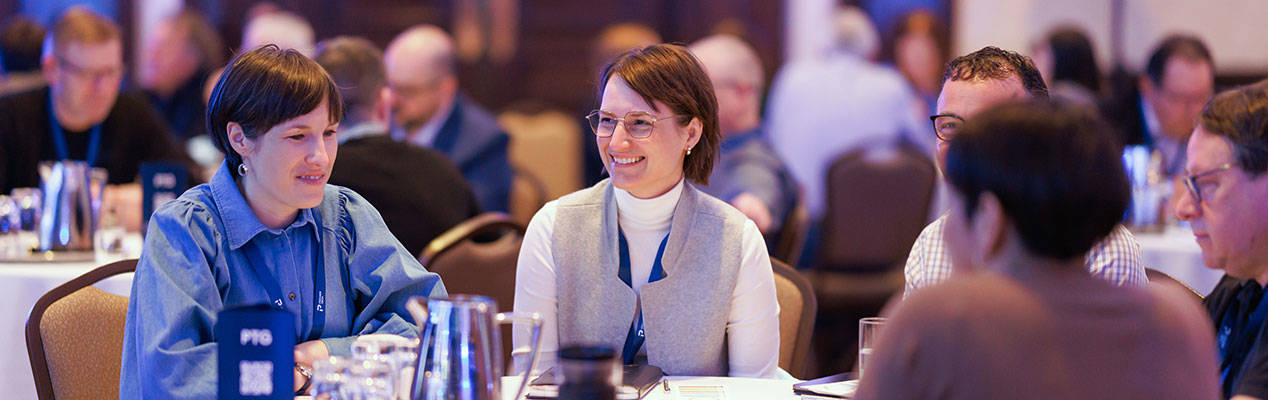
xmin=512 ymin=179 xmax=781 ymax=378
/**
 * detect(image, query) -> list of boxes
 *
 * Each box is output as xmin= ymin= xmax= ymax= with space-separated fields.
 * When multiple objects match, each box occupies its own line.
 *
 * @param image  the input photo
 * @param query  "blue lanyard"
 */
xmin=1218 ymin=283 xmax=1268 ymax=395
xmin=242 ymin=232 xmax=327 ymax=340
xmin=618 ymin=229 xmax=669 ymax=365
xmin=47 ymin=96 xmax=103 ymax=167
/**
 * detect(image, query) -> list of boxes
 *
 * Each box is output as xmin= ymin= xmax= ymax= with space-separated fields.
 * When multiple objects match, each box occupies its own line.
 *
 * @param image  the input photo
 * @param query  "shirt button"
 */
xmin=288 ymin=292 xmax=297 ymax=301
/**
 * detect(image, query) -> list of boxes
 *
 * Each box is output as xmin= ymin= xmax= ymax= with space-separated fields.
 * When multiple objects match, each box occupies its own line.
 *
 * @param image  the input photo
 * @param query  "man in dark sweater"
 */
xmin=1177 ymin=81 xmax=1268 ymax=399
xmin=0 ymin=7 xmax=194 ymax=230
xmin=317 ymin=36 xmax=480 ymax=257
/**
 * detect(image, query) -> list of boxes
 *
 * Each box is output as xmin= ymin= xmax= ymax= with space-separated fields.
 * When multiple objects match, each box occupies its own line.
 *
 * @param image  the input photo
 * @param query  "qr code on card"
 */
xmin=239 ymin=360 xmax=274 ymax=396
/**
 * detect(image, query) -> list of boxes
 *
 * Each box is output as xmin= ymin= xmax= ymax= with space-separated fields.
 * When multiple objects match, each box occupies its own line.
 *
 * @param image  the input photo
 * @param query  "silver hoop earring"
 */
xmin=237 ymin=162 xmax=249 ymax=177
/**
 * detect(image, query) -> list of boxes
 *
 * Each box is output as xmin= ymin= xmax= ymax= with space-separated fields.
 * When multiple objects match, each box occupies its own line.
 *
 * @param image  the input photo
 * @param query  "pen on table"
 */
xmin=663 ymin=378 xmax=670 ymax=393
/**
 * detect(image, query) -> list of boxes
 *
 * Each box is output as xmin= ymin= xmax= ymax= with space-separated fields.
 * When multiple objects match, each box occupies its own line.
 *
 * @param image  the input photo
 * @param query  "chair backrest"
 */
xmin=772 ymin=202 xmax=810 ymax=267
xmin=771 ymin=257 xmax=816 ymax=379
xmin=499 ymin=107 xmax=583 ymax=200
xmin=27 ymin=259 xmax=137 ymax=400
xmin=819 ymin=145 xmax=936 ymax=273
xmin=509 ymin=166 xmax=550 ymax=226
xmin=419 ymin=213 xmax=526 ymax=370
xmin=1145 ymin=267 xmax=1203 ymax=303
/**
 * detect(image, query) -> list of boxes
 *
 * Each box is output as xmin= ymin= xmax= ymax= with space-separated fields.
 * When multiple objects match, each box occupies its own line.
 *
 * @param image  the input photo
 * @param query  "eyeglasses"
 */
xmin=929 ymin=114 xmax=965 ymax=141
xmin=585 ymin=110 xmax=679 ymax=139
xmin=1183 ymin=163 xmax=1234 ymax=203
xmin=56 ymin=55 xmax=123 ymax=84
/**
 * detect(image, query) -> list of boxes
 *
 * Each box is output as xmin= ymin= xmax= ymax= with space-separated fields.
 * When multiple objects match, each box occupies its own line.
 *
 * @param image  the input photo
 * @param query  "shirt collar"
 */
xmin=209 ymin=161 xmax=317 ymax=249
xmin=613 ymin=178 xmax=684 ymax=232
xmin=720 ymin=127 xmax=762 ymax=152
xmin=392 ymin=95 xmax=457 ymax=147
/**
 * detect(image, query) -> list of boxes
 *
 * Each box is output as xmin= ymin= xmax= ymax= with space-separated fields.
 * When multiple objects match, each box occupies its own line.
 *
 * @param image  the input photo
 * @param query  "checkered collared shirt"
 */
xmin=903 ymin=215 xmax=1147 ymax=295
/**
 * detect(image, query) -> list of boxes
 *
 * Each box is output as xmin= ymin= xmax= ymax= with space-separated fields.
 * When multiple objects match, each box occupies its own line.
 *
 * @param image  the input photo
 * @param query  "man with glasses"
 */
xmin=0 ymin=7 xmax=193 ymax=228
xmin=1176 ymin=81 xmax=1268 ymax=399
xmin=383 ymin=25 xmax=511 ymax=212
xmin=1105 ymin=35 xmax=1214 ymax=177
xmin=905 ymin=46 xmax=1146 ymax=294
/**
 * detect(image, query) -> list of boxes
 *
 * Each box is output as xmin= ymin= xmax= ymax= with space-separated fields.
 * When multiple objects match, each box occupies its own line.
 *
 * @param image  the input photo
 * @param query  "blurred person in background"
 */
xmin=0 ymin=15 xmax=46 ymax=95
xmin=1175 ymin=81 xmax=1268 ymax=399
xmin=857 ymin=99 xmax=1218 ymax=400
xmin=513 ymin=44 xmax=779 ymax=378
xmin=121 ymin=45 xmax=447 ymax=398
xmin=879 ymin=9 xmax=950 ymax=115
xmin=583 ymin=22 xmax=663 ymax=186
xmin=383 ymin=25 xmax=512 ymax=212
xmin=318 ymin=36 xmax=480 ymax=257
xmin=1031 ymin=26 xmax=1103 ymax=107
xmin=765 ymin=5 xmax=927 ymax=266
xmin=905 ymin=46 xmax=1145 ymax=293
xmin=240 ymin=9 xmax=314 ymax=57
xmin=0 ymin=6 xmax=195 ymax=230
xmin=689 ymin=34 xmax=798 ymax=242
xmin=1103 ymin=34 xmax=1214 ymax=177
xmin=138 ymin=9 xmax=225 ymax=142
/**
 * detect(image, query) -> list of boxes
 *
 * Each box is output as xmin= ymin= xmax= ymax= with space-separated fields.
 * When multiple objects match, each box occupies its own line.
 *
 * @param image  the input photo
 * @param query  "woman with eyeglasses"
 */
xmin=511 ymin=43 xmax=780 ymax=377
xmin=120 ymin=46 xmax=446 ymax=398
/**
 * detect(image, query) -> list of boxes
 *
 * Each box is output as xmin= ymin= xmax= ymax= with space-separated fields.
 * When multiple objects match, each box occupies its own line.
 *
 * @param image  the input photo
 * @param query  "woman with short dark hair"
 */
xmin=511 ymin=43 xmax=780 ymax=377
xmin=121 ymin=45 xmax=446 ymax=398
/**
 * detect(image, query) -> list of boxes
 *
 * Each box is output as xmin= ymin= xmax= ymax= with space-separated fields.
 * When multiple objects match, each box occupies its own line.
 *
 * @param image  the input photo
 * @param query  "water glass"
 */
xmin=343 ymin=358 xmax=393 ymax=400
xmin=312 ymin=356 xmax=350 ymax=400
xmin=857 ymin=317 xmax=886 ymax=378
xmin=0 ymin=195 xmax=19 ymax=258
xmin=9 ymin=188 xmax=39 ymax=251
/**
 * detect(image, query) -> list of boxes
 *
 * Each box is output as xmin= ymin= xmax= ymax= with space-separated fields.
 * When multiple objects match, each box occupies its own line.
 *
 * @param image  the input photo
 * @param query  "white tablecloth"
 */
xmin=501 ymin=375 xmax=801 ymax=400
xmin=1135 ymin=225 xmax=1223 ymax=295
xmin=2 ymin=236 xmax=140 ymax=400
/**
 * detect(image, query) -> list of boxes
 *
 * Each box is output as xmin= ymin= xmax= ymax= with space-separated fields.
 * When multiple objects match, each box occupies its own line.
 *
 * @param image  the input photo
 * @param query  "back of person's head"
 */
xmin=0 ymin=15 xmax=45 ymax=73
xmin=592 ymin=23 xmax=661 ymax=73
xmin=1044 ymin=26 xmax=1102 ymax=94
xmin=688 ymin=34 xmax=763 ymax=132
xmin=1145 ymin=34 xmax=1212 ymax=86
xmin=315 ymin=36 xmax=385 ymax=125
xmin=1199 ymin=81 xmax=1268 ymax=177
xmin=832 ymin=6 xmax=879 ymax=59
xmin=944 ymin=46 xmax=1049 ymax=99
xmin=945 ymin=100 xmax=1127 ymax=260
xmin=598 ymin=43 xmax=719 ymax=185
xmin=43 ymin=6 xmax=120 ymax=58
xmin=240 ymin=10 xmax=314 ymax=57
xmin=207 ymin=45 xmax=341 ymax=171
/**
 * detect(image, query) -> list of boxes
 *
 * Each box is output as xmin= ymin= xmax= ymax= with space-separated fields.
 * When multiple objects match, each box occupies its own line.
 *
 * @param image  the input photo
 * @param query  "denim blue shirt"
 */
xmin=120 ymin=161 xmax=446 ymax=399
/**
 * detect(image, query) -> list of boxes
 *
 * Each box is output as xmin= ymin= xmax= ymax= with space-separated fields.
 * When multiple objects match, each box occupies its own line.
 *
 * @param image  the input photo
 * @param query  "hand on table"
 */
xmin=294 ymin=339 xmax=330 ymax=393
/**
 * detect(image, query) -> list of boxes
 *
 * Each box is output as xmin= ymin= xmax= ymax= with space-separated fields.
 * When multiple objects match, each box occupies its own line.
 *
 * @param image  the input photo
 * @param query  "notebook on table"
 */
xmin=527 ymin=364 xmax=664 ymax=399
xmin=791 ymin=372 xmax=857 ymax=399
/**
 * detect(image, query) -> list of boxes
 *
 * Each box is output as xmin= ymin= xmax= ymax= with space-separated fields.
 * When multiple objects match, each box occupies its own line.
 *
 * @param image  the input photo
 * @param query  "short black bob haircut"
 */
xmin=944 ymin=99 xmax=1128 ymax=261
xmin=207 ymin=45 xmax=343 ymax=172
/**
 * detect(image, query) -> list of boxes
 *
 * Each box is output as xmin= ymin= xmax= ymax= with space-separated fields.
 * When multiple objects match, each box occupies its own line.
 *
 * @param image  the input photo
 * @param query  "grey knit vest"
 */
xmin=551 ymin=179 xmax=746 ymax=376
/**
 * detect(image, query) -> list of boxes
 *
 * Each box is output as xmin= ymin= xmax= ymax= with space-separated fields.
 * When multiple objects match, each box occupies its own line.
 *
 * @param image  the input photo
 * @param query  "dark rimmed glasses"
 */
xmin=585 ymin=110 xmax=678 ymax=139
xmin=929 ymin=114 xmax=966 ymax=141
xmin=1183 ymin=163 xmax=1234 ymax=203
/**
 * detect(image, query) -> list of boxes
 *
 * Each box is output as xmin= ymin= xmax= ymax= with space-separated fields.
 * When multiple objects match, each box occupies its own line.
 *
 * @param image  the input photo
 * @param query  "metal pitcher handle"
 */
xmin=495 ymin=312 xmax=542 ymax=400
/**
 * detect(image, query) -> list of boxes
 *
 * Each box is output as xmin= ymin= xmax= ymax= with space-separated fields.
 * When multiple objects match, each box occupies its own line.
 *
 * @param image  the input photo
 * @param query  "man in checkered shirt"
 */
xmin=904 ymin=46 xmax=1147 ymax=294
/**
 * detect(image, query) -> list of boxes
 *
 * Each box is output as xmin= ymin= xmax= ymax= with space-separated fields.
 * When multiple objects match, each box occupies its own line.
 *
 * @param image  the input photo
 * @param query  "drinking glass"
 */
xmin=343 ymin=358 xmax=393 ymax=400
xmin=10 ymin=188 xmax=40 ymax=252
xmin=0 ymin=195 xmax=19 ymax=258
xmin=312 ymin=356 xmax=350 ymax=400
xmin=857 ymin=317 xmax=887 ymax=379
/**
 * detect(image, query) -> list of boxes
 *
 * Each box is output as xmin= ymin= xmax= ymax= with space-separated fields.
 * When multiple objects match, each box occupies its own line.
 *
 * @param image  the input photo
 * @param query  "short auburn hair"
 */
xmin=597 ymin=43 xmax=720 ymax=185
xmin=46 ymin=6 xmax=120 ymax=57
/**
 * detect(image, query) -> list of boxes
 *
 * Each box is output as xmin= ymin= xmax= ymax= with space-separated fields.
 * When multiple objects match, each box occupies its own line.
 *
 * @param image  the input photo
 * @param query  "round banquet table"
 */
xmin=0 ymin=236 xmax=140 ymax=400
xmin=1134 ymin=225 xmax=1223 ymax=296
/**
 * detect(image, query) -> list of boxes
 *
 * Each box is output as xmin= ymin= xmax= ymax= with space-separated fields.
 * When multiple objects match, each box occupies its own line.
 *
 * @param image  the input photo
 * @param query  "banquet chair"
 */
xmin=1145 ymin=267 xmax=1203 ymax=303
xmin=771 ymin=202 xmax=810 ymax=267
xmin=499 ymin=104 xmax=583 ymax=200
xmin=509 ymin=166 xmax=550 ymax=226
xmin=419 ymin=212 xmax=526 ymax=369
xmin=771 ymin=257 xmax=816 ymax=379
xmin=26 ymin=258 xmax=137 ymax=400
xmin=808 ymin=144 xmax=936 ymax=376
